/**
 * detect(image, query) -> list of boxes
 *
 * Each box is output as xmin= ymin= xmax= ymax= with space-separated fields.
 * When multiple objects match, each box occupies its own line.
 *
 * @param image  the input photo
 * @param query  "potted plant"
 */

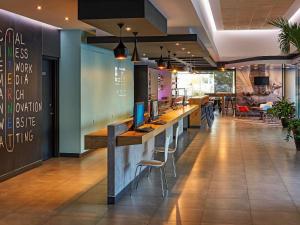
xmin=269 ymin=18 xmax=300 ymax=53
xmin=267 ymin=98 xmax=295 ymax=128
xmin=286 ymin=119 xmax=300 ymax=151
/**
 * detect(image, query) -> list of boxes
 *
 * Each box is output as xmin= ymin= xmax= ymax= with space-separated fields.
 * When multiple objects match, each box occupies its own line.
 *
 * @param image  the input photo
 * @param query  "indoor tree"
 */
xmin=269 ymin=18 xmax=300 ymax=53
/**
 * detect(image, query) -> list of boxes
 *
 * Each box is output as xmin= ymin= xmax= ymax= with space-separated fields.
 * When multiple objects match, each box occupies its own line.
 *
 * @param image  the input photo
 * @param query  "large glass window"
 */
xmin=176 ymin=70 xmax=235 ymax=97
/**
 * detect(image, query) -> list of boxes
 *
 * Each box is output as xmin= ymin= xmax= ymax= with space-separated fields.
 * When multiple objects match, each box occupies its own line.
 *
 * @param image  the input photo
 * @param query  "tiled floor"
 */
xmin=1 ymin=116 xmax=300 ymax=225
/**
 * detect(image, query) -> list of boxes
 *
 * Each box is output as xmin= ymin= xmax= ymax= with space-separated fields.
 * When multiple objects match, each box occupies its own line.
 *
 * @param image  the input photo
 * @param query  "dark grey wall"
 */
xmin=42 ymin=27 xmax=60 ymax=58
xmin=0 ymin=10 xmax=60 ymax=180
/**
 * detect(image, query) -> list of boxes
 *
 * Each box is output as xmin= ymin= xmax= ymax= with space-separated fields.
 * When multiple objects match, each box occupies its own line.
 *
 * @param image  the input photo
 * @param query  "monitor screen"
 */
xmin=151 ymin=100 xmax=159 ymax=120
xmin=134 ymin=102 xmax=145 ymax=128
xmin=254 ymin=77 xmax=269 ymax=86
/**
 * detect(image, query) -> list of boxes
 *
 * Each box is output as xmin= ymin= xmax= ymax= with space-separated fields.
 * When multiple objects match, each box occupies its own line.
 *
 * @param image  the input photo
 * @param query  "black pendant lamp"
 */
xmin=167 ymin=51 xmax=172 ymax=70
xmin=157 ymin=46 xmax=166 ymax=70
xmin=114 ymin=23 xmax=128 ymax=60
xmin=131 ymin=32 xmax=141 ymax=62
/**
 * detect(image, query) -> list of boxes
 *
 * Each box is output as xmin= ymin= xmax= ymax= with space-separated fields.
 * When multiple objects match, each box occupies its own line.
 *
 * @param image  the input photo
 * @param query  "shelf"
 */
xmin=84 ymin=128 xmax=108 ymax=149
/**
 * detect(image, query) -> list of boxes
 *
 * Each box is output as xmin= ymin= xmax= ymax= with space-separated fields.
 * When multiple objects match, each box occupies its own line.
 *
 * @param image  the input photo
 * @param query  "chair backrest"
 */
xmin=174 ymin=126 xmax=180 ymax=151
xmin=164 ymin=136 xmax=170 ymax=163
xmin=237 ymin=105 xmax=249 ymax=112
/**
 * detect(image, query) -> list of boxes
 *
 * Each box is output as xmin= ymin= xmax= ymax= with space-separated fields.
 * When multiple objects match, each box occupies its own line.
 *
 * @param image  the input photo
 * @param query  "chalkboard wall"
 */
xmin=0 ymin=10 xmax=60 ymax=180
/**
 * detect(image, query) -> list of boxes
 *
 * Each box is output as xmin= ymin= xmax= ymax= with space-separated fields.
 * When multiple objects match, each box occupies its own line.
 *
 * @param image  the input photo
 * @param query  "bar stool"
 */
xmin=214 ymin=97 xmax=222 ymax=113
xmin=132 ymin=136 xmax=170 ymax=197
xmin=155 ymin=127 xmax=179 ymax=177
xmin=225 ymin=96 xmax=235 ymax=115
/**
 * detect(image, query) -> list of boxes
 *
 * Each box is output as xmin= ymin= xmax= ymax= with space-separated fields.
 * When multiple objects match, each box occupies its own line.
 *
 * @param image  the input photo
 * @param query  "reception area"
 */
xmin=1 ymin=0 xmax=300 ymax=225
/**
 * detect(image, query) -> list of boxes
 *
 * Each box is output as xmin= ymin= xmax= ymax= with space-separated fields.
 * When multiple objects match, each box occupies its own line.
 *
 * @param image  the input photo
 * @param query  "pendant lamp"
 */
xmin=172 ymin=53 xmax=178 ymax=73
xmin=131 ymin=32 xmax=141 ymax=62
xmin=114 ymin=23 xmax=128 ymax=60
xmin=167 ymin=51 xmax=172 ymax=70
xmin=157 ymin=46 xmax=166 ymax=70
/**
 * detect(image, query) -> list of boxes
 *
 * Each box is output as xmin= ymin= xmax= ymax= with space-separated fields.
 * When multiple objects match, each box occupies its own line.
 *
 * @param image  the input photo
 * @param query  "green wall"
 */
xmin=59 ymin=30 xmax=134 ymax=154
xmin=59 ymin=30 xmax=82 ymax=154
xmin=80 ymin=44 xmax=134 ymax=152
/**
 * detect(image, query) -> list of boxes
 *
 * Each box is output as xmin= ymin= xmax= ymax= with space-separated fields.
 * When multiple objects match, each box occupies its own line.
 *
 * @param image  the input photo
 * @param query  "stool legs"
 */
xmin=163 ymin=166 xmax=168 ymax=190
xmin=131 ymin=165 xmax=140 ymax=195
xmin=172 ymin=154 xmax=177 ymax=177
xmin=159 ymin=167 xmax=165 ymax=197
xmin=136 ymin=166 xmax=142 ymax=189
xmin=133 ymin=165 xmax=168 ymax=198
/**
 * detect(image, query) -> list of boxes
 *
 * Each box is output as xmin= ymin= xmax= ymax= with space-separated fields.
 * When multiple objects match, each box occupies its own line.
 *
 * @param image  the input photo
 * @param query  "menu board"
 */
xmin=0 ymin=11 xmax=42 ymax=178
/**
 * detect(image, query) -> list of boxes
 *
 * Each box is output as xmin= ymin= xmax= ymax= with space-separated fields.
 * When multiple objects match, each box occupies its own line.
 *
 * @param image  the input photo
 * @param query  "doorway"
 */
xmin=42 ymin=58 xmax=59 ymax=160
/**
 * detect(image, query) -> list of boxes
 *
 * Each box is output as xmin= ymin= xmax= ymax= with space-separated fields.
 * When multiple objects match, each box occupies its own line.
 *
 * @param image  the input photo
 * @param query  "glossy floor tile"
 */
xmin=1 ymin=116 xmax=300 ymax=225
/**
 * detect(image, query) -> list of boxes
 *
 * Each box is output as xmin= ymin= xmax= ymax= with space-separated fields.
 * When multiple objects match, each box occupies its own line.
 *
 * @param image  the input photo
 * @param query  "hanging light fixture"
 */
xmin=114 ymin=23 xmax=128 ymax=60
xmin=131 ymin=32 xmax=141 ymax=62
xmin=167 ymin=51 xmax=172 ymax=70
xmin=157 ymin=46 xmax=166 ymax=70
xmin=172 ymin=53 xmax=178 ymax=73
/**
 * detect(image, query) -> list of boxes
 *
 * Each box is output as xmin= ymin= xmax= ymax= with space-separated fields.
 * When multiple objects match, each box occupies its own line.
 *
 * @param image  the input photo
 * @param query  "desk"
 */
xmin=100 ymin=105 xmax=199 ymax=204
xmin=117 ymin=105 xmax=198 ymax=146
xmin=84 ymin=105 xmax=198 ymax=149
xmin=85 ymin=128 xmax=108 ymax=149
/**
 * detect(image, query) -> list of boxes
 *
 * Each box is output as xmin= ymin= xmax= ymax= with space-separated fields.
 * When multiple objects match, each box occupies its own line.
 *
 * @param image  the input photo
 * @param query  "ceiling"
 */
xmin=87 ymin=35 xmax=215 ymax=68
xmin=220 ymin=0 xmax=296 ymax=29
xmin=0 ymin=0 xmax=200 ymax=33
xmin=0 ymin=0 xmax=93 ymax=30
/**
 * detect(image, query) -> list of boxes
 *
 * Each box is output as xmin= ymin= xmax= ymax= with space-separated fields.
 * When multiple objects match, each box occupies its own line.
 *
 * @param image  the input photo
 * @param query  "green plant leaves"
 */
xmin=268 ymin=18 xmax=300 ymax=54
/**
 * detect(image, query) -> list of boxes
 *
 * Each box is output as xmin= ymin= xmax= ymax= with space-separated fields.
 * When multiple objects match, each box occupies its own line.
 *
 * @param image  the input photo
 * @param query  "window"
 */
xmin=176 ymin=70 xmax=235 ymax=97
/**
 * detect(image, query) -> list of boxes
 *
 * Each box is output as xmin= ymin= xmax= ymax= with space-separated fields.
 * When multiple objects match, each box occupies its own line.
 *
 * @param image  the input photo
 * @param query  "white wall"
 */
xmin=284 ymin=67 xmax=296 ymax=103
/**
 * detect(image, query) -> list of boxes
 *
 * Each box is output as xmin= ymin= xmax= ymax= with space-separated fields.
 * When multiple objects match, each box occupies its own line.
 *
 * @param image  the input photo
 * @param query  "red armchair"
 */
xmin=236 ymin=105 xmax=250 ymax=117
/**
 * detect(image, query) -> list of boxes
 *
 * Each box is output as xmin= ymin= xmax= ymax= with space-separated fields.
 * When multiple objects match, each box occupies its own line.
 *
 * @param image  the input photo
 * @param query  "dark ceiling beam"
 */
xmin=87 ymin=34 xmax=199 ymax=44
xmin=203 ymin=56 xmax=217 ymax=67
xmin=78 ymin=0 xmax=167 ymax=36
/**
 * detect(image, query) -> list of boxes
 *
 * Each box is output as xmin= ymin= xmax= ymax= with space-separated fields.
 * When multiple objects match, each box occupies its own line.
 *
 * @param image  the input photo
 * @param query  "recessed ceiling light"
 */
xmin=187 ymin=51 xmax=191 ymax=54
xmin=181 ymin=47 xmax=185 ymax=51
xmin=125 ymin=26 xmax=131 ymax=32
xmin=64 ymin=17 xmax=69 ymax=21
xmin=143 ymin=53 xmax=147 ymax=57
xmin=192 ymin=54 xmax=194 ymax=57
xmin=176 ymin=43 xmax=180 ymax=46
xmin=37 ymin=5 xmax=42 ymax=10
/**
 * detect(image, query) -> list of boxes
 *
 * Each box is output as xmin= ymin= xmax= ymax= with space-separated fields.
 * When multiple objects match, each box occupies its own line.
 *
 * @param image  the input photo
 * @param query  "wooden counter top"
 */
xmin=84 ymin=128 xmax=108 ymax=149
xmin=189 ymin=96 xmax=209 ymax=127
xmin=117 ymin=105 xmax=198 ymax=146
xmin=189 ymin=95 xmax=209 ymax=100
xmin=84 ymin=105 xmax=198 ymax=149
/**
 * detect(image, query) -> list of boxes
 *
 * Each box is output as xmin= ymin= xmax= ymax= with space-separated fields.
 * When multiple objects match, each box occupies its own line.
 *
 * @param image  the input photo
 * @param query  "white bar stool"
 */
xmin=155 ymin=127 xmax=179 ymax=177
xmin=132 ymin=136 xmax=170 ymax=197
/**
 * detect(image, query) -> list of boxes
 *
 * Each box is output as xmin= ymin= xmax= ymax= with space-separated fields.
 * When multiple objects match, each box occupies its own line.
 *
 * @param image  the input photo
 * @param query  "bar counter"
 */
xmin=83 ymin=105 xmax=199 ymax=204
xmin=84 ymin=105 xmax=198 ymax=149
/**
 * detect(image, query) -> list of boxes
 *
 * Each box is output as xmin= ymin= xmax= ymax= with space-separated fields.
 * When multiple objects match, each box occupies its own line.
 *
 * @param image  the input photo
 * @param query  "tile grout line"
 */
xmin=200 ymin=115 xmax=229 ymax=224
xmin=238 ymin=119 xmax=254 ymax=225
xmin=262 ymin=133 xmax=300 ymax=216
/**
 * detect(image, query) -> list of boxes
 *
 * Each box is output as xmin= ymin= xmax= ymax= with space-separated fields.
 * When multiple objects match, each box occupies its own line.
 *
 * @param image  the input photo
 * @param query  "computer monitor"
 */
xmin=134 ymin=102 xmax=145 ymax=128
xmin=151 ymin=100 xmax=159 ymax=120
